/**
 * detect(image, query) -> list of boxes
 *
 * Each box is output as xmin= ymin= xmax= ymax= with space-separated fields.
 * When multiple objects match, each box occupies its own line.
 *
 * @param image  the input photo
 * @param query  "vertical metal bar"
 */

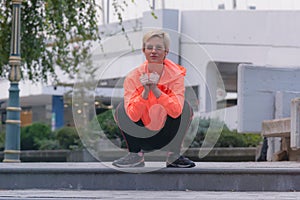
xmin=3 ymin=0 xmax=22 ymax=163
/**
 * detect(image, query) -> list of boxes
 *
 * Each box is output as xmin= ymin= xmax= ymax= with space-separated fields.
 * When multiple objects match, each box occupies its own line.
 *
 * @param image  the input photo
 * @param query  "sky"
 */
xmin=98 ymin=0 xmax=300 ymax=24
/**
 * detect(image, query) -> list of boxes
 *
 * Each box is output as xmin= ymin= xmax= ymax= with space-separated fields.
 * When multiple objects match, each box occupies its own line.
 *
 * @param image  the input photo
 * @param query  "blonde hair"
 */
xmin=142 ymin=30 xmax=170 ymax=50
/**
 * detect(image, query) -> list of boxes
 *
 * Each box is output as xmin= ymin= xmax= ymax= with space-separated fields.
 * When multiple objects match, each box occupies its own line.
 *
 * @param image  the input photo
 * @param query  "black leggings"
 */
xmin=114 ymin=101 xmax=193 ymax=154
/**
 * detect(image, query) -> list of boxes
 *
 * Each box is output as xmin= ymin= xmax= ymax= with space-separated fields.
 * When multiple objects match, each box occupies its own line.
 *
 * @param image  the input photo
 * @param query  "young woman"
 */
xmin=113 ymin=30 xmax=195 ymax=168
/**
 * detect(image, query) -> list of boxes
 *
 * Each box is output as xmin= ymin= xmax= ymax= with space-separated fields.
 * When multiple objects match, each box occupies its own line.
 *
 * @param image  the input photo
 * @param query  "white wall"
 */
xmin=179 ymin=10 xmax=300 ymax=130
xmin=238 ymin=65 xmax=300 ymax=133
xmin=180 ymin=11 xmax=300 ymax=67
xmin=0 ymin=80 xmax=43 ymax=100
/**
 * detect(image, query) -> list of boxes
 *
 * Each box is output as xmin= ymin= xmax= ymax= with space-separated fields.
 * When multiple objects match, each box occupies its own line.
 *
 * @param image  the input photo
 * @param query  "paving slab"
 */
xmin=1 ymin=190 xmax=300 ymax=200
xmin=1 ymin=162 xmax=300 ymax=191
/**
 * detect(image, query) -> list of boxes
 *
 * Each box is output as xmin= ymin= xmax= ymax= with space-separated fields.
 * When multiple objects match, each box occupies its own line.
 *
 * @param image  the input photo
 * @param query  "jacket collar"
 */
xmin=137 ymin=59 xmax=186 ymax=84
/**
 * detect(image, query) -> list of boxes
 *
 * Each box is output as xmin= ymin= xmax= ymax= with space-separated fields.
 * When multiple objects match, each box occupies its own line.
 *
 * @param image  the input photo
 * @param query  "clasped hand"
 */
xmin=139 ymin=72 xmax=160 ymax=90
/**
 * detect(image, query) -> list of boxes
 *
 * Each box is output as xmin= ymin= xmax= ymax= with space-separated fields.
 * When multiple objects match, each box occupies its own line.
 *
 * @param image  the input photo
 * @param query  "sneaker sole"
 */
xmin=166 ymin=163 xmax=196 ymax=168
xmin=112 ymin=161 xmax=145 ymax=168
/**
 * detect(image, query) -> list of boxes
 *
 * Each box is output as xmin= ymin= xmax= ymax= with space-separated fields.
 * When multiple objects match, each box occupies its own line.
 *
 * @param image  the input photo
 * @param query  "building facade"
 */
xmin=1 ymin=9 xmax=300 ymax=132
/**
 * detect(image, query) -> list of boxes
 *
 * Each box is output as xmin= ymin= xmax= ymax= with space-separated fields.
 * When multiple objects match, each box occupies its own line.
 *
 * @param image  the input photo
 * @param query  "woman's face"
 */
xmin=143 ymin=36 xmax=168 ymax=64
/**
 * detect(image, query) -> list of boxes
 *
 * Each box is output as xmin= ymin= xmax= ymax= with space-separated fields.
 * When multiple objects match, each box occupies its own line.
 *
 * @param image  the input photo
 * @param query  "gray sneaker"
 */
xmin=112 ymin=153 xmax=145 ymax=168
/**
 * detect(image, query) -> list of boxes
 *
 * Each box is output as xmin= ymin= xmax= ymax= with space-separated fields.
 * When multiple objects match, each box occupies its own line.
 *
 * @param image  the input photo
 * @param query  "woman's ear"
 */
xmin=163 ymin=50 xmax=169 ymax=60
xmin=165 ymin=49 xmax=169 ymax=55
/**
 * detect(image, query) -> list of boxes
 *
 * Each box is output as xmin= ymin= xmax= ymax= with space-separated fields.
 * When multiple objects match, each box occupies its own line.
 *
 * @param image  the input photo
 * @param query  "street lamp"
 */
xmin=3 ymin=0 xmax=22 ymax=163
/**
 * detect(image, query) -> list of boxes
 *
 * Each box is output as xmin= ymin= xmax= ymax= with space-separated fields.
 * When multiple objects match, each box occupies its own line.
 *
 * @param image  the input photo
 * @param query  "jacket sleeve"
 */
xmin=123 ymin=77 xmax=147 ymax=122
xmin=157 ymin=76 xmax=185 ymax=118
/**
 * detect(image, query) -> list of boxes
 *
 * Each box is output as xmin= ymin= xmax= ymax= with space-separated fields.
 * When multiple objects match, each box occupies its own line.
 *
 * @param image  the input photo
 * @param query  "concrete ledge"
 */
xmin=262 ymin=118 xmax=291 ymax=137
xmin=0 ymin=148 xmax=257 ymax=162
xmin=186 ymin=147 xmax=256 ymax=162
xmin=97 ymin=148 xmax=257 ymax=162
xmin=1 ymin=162 xmax=300 ymax=191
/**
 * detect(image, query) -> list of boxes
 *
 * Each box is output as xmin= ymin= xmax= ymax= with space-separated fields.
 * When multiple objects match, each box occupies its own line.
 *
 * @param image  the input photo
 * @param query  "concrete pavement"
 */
xmin=1 ymin=190 xmax=300 ymax=200
xmin=2 ymin=161 xmax=300 ymax=191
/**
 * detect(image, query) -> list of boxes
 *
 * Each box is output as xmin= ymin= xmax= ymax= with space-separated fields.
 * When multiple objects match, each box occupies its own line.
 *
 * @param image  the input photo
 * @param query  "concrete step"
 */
xmin=0 ymin=148 xmax=257 ymax=162
xmin=1 ymin=162 xmax=300 ymax=191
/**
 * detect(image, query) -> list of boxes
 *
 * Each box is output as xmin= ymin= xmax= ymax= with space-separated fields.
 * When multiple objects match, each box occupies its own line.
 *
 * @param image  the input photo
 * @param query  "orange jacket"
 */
xmin=123 ymin=59 xmax=186 ymax=131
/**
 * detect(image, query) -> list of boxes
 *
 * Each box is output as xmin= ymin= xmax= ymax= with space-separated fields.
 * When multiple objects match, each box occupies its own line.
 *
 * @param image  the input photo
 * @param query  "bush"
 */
xmin=21 ymin=122 xmax=56 ymax=150
xmin=215 ymin=129 xmax=247 ymax=147
xmin=190 ymin=117 xmax=262 ymax=148
xmin=35 ymin=138 xmax=60 ymax=150
xmin=56 ymin=127 xmax=83 ymax=150
xmin=96 ymin=110 xmax=120 ymax=139
xmin=95 ymin=109 xmax=126 ymax=148
xmin=94 ymin=111 xmax=263 ymax=149
xmin=216 ymin=130 xmax=262 ymax=147
xmin=3 ymin=122 xmax=85 ymax=150
xmin=84 ymin=109 xmax=125 ymax=148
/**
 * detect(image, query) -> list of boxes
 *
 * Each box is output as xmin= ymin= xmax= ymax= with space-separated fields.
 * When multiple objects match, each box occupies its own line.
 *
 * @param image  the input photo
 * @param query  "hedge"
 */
xmin=0 ymin=115 xmax=262 ymax=151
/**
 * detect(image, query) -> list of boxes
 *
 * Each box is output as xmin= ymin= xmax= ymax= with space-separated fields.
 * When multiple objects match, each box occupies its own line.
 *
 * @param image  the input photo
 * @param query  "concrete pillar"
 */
xmin=267 ymin=92 xmax=300 ymax=160
xmin=291 ymin=97 xmax=300 ymax=150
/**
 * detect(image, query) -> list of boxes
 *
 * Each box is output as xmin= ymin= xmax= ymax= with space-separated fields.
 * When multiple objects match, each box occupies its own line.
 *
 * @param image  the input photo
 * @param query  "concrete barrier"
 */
xmin=0 ymin=148 xmax=257 ymax=162
xmin=291 ymin=97 xmax=300 ymax=150
xmin=2 ymin=162 xmax=300 ymax=191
